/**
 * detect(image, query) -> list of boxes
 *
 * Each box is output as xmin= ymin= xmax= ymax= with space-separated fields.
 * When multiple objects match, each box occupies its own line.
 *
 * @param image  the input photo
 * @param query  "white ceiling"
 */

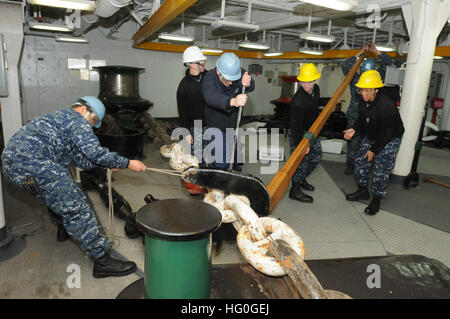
xmin=23 ymin=0 xmax=450 ymax=53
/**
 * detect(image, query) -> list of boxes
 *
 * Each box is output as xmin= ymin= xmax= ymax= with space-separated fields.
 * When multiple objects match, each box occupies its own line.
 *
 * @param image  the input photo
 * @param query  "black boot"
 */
xmin=289 ymin=183 xmax=313 ymax=203
xmin=93 ymin=252 xmax=137 ymax=278
xmin=344 ymin=163 xmax=353 ymax=175
xmin=49 ymin=209 xmax=70 ymax=242
xmin=346 ymin=186 xmax=370 ymax=201
xmin=57 ymin=224 xmax=70 ymax=242
xmin=124 ymin=214 xmax=143 ymax=239
xmin=364 ymin=196 xmax=381 ymax=215
xmin=300 ymin=179 xmax=315 ymax=191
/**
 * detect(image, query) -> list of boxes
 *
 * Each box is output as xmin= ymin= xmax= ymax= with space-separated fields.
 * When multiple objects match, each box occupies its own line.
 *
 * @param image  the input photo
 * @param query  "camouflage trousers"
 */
xmin=287 ymin=129 xmax=322 ymax=184
xmin=1 ymin=157 xmax=111 ymax=260
xmin=346 ymin=135 xmax=362 ymax=166
xmin=354 ymin=137 xmax=401 ymax=198
xmin=346 ymin=101 xmax=361 ymax=166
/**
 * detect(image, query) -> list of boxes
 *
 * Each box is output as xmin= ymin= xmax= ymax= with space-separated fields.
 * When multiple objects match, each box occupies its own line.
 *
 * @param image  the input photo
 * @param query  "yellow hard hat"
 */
xmin=355 ymin=70 xmax=384 ymax=88
xmin=297 ymin=63 xmax=321 ymax=82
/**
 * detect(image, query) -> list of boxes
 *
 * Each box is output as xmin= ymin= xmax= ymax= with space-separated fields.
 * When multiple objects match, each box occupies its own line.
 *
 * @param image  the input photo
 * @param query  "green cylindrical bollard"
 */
xmin=136 ymin=198 xmax=222 ymax=299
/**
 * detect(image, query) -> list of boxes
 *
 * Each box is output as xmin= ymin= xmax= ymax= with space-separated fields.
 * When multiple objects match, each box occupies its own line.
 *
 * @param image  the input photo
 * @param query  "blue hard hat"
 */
xmin=78 ymin=96 xmax=105 ymax=128
xmin=216 ymin=52 xmax=241 ymax=81
xmin=361 ymin=59 xmax=375 ymax=72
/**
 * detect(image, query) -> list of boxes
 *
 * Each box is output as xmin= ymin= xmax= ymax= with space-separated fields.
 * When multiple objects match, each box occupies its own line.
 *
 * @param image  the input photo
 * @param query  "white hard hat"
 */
xmin=183 ymin=46 xmax=207 ymax=64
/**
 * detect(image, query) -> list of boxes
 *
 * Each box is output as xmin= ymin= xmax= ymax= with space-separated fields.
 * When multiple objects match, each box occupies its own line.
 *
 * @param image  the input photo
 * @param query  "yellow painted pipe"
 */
xmin=132 ymin=0 xmax=198 ymax=47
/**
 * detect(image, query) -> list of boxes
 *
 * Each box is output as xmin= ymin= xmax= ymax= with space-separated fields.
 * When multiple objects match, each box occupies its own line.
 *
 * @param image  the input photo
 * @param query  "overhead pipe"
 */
xmin=133 ymin=0 xmax=198 ymax=46
xmin=212 ymin=0 xmax=260 ymax=32
xmin=95 ymin=0 xmax=132 ymax=18
xmin=228 ymin=0 xmax=297 ymax=13
xmin=73 ymin=13 xmax=99 ymax=36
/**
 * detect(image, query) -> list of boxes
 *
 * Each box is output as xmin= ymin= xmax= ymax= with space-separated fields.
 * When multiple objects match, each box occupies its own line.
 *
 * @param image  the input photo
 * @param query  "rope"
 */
xmin=145 ymin=167 xmax=183 ymax=177
xmin=99 ymin=168 xmax=126 ymax=250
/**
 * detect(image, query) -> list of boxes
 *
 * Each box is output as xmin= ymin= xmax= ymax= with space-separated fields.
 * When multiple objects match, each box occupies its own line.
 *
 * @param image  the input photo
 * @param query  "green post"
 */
xmin=144 ymin=236 xmax=211 ymax=299
xmin=136 ymin=198 xmax=222 ymax=299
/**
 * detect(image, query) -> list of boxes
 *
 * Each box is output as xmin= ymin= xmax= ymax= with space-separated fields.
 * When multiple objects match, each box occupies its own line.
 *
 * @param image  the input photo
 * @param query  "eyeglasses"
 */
xmin=192 ymin=61 xmax=206 ymax=67
xmin=358 ymin=88 xmax=375 ymax=95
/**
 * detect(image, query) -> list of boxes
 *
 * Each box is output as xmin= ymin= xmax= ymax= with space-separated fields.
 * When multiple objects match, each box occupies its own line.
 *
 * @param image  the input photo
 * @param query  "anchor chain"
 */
xmin=204 ymin=189 xmax=305 ymax=276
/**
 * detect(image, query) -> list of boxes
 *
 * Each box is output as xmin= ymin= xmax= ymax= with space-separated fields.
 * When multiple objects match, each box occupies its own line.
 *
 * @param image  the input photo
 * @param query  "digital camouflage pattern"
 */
xmin=353 ymin=137 xmax=401 ymax=198
xmin=288 ymin=129 xmax=322 ymax=184
xmin=1 ymin=109 xmax=129 ymax=260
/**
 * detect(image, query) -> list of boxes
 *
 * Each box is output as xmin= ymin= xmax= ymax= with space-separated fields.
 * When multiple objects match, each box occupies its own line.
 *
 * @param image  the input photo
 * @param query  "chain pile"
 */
xmin=204 ymin=189 xmax=306 ymax=276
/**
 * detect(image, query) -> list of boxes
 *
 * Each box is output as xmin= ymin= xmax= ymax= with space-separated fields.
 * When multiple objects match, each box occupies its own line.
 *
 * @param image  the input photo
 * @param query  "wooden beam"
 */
xmin=135 ymin=41 xmax=430 ymax=59
xmin=132 ymin=0 xmax=198 ymax=47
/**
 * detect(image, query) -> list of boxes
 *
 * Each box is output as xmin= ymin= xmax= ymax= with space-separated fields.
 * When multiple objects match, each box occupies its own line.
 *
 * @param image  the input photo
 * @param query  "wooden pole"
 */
xmin=267 ymin=56 xmax=364 ymax=212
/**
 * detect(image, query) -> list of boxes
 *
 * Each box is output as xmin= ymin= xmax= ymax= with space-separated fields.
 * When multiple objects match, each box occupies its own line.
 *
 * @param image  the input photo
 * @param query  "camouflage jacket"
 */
xmin=342 ymin=53 xmax=392 ymax=127
xmin=1 ymin=109 xmax=129 ymax=170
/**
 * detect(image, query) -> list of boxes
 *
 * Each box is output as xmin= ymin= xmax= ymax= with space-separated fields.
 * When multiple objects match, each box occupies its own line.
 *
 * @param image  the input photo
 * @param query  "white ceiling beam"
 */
xmin=227 ymin=0 xmax=300 ymax=13
xmin=256 ymin=0 xmax=407 ymax=31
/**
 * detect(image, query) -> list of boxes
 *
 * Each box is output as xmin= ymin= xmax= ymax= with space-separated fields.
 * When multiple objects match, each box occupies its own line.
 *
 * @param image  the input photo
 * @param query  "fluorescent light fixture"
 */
xmin=299 ymin=0 xmax=357 ymax=11
xmin=56 ymin=36 xmax=89 ymax=43
xmin=29 ymin=22 xmax=74 ymax=32
xmin=27 ymin=0 xmax=96 ymax=11
xmin=300 ymin=32 xmax=335 ymax=43
xmin=299 ymin=47 xmax=323 ymax=55
xmin=200 ymin=47 xmax=224 ymax=54
xmin=158 ymin=33 xmax=194 ymax=43
xmin=434 ymin=56 xmax=444 ymax=60
xmin=239 ymin=41 xmax=270 ymax=50
xmin=264 ymin=51 xmax=283 ymax=57
xmin=376 ymin=44 xmax=396 ymax=52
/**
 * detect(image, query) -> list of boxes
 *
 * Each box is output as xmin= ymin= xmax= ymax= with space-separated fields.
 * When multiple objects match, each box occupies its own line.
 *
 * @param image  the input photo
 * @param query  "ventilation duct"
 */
xmin=95 ymin=0 xmax=132 ymax=18
xmin=73 ymin=13 xmax=98 ymax=36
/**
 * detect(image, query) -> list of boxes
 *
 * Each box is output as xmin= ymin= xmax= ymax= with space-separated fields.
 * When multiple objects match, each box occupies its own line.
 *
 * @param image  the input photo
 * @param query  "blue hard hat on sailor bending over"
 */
xmin=216 ymin=52 xmax=242 ymax=81
xmin=76 ymin=96 xmax=106 ymax=128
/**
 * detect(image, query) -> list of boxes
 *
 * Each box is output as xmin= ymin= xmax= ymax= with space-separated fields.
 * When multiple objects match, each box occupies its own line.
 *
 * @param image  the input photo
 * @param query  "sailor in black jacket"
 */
xmin=344 ymin=70 xmax=404 ymax=215
xmin=342 ymin=43 xmax=392 ymax=175
xmin=177 ymin=46 xmax=208 ymax=161
xmin=288 ymin=63 xmax=329 ymax=203
xmin=202 ymin=52 xmax=255 ymax=170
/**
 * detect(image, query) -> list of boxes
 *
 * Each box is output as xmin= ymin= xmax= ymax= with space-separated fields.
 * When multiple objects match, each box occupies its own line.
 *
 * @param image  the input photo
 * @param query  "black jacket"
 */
xmin=202 ymin=67 xmax=255 ymax=131
xmin=176 ymin=69 xmax=207 ymax=130
xmin=354 ymin=92 xmax=405 ymax=154
xmin=289 ymin=84 xmax=329 ymax=146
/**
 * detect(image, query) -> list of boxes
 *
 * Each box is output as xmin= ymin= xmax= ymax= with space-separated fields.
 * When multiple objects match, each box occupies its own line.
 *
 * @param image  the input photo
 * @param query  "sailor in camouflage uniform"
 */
xmin=344 ymin=71 xmax=404 ymax=215
xmin=342 ymin=43 xmax=392 ymax=175
xmin=1 ymin=96 xmax=147 ymax=278
xmin=288 ymin=64 xmax=329 ymax=203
